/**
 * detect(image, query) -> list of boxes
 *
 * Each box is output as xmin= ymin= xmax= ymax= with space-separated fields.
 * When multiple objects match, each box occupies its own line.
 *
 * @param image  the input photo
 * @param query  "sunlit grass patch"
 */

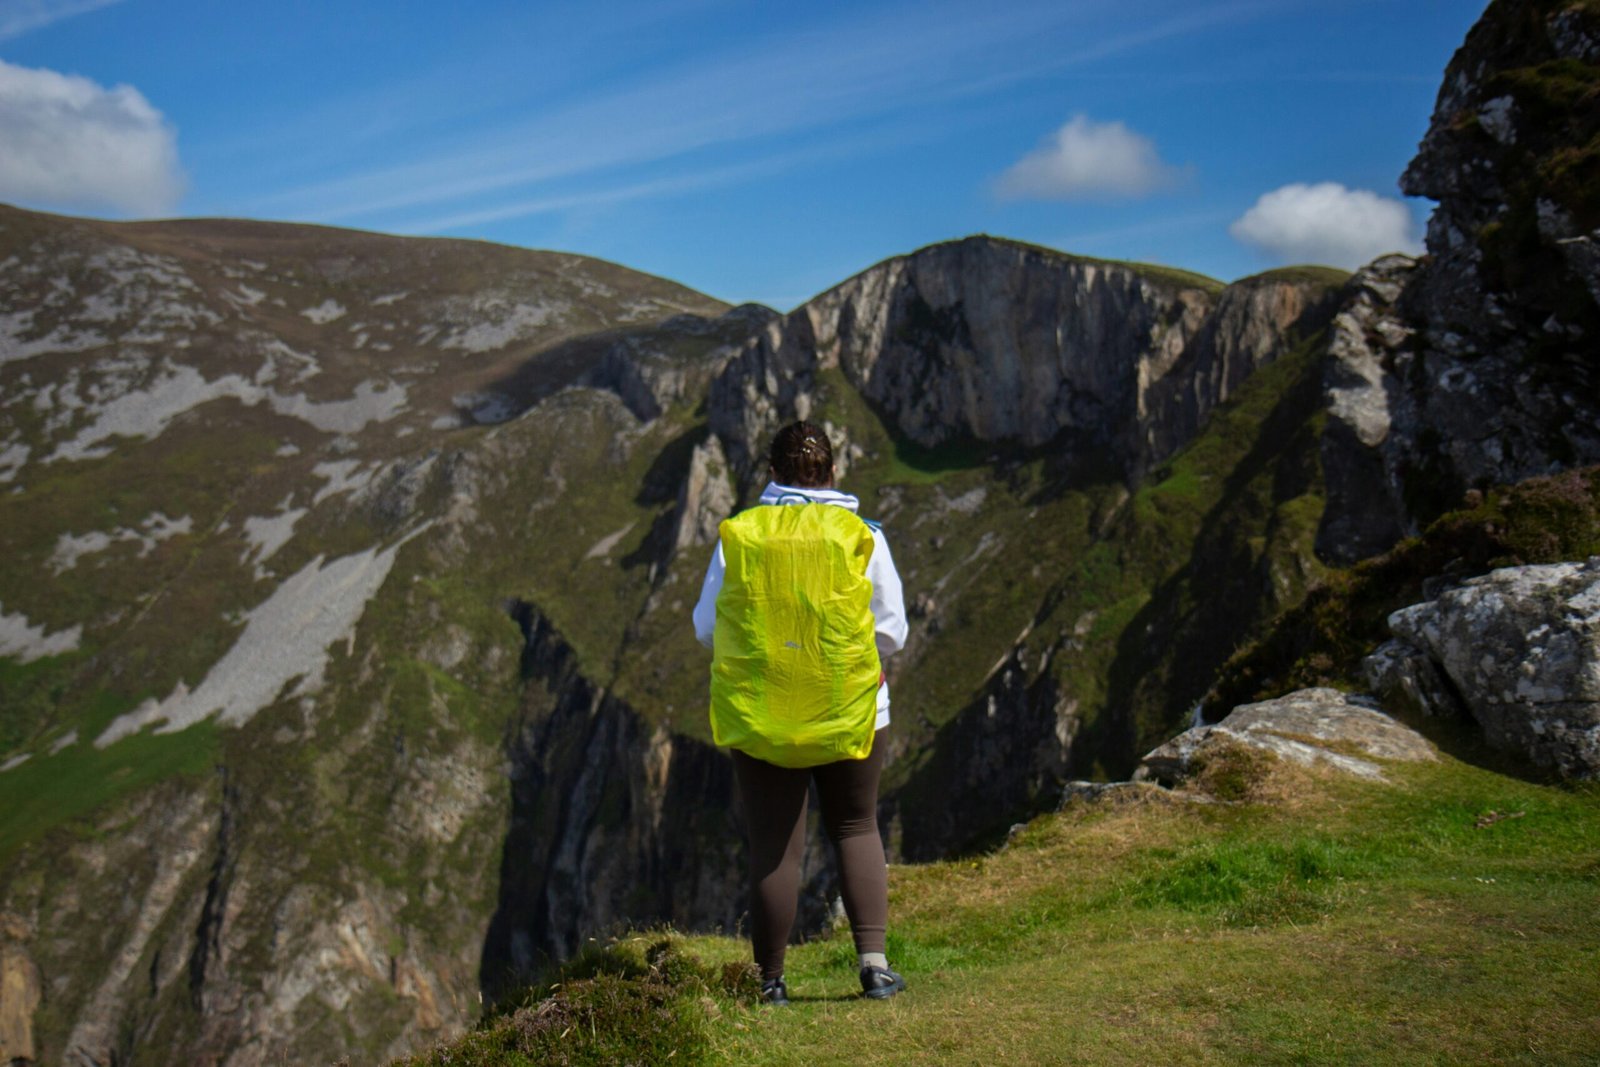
xmin=406 ymin=710 xmax=1600 ymax=1065
xmin=0 ymin=716 xmax=218 ymax=862
xmin=1122 ymin=835 xmax=1362 ymax=927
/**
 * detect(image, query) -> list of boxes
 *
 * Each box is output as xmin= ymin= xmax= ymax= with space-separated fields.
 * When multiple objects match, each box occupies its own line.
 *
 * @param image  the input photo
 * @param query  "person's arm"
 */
xmin=692 ymin=541 xmax=726 ymax=649
xmin=866 ymin=528 xmax=907 ymax=659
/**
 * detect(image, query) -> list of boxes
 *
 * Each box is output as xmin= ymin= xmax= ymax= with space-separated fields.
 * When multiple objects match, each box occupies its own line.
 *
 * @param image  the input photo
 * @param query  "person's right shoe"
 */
xmin=760 ymin=977 xmax=789 ymax=1006
xmin=859 ymin=964 xmax=905 ymax=1000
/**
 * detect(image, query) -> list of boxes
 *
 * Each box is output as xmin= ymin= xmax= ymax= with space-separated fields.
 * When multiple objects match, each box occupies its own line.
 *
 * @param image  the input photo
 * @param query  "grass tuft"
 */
xmin=1186 ymin=737 xmax=1279 ymax=802
xmin=402 ymin=934 xmax=758 ymax=1067
xmin=1126 ymin=836 xmax=1359 ymax=928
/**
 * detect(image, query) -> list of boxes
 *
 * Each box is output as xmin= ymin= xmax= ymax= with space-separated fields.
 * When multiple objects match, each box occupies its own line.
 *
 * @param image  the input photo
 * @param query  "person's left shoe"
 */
xmin=760 ymin=977 xmax=790 ymax=1006
xmin=859 ymin=964 xmax=905 ymax=1000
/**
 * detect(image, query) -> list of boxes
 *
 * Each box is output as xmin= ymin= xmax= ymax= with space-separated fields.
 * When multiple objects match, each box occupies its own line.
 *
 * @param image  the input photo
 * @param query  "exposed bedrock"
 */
xmin=1316 ymin=256 xmax=1419 ymax=565
xmin=1134 ymin=688 xmax=1438 ymax=786
xmin=709 ymin=237 xmax=1338 ymax=488
xmin=884 ymin=652 xmax=1079 ymax=862
xmin=1319 ymin=0 xmax=1600 ymax=562
xmin=1370 ymin=559 xmax=1600 ymax=779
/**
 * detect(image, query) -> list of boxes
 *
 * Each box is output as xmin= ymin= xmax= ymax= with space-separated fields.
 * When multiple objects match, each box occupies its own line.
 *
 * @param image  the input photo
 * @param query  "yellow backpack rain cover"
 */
xmin=710 ymin=503 xmax=881 ymax=768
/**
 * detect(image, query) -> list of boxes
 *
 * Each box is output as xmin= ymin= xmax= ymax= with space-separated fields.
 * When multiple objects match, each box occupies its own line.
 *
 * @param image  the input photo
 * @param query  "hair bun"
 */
xmin=769 ymin=420 xmax=834 ymax=488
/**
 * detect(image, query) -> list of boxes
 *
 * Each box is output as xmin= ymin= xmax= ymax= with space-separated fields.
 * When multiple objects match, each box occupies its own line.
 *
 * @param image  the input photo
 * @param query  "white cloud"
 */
xmin=995 ymin=114 xmax=1182 ymax=200
xmin=0 ymin=0 xmax=123 ymax=42
xmin=0 ymin=58 xmax=184 ymax=215
xmin=1229 ymin=182 xmax=1422 ymax=268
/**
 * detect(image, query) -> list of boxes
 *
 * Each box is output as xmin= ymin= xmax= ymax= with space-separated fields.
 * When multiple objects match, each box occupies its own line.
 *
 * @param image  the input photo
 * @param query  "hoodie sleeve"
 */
xmin=867 ymin=528 xmax=908 ymax=659
xmin=691 ymin=540 xmax=725 ymax=649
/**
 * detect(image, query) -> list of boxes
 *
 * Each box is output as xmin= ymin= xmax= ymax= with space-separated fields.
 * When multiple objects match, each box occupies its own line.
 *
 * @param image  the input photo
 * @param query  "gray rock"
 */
xmin=674 ymin=435 xmax=735 ymax=549
xmin=1057 ymin=779 xmax=1164 ymax=807
xmin=1135 ymin=687 xmax=1436 ymax=785
xmin=1314 ymin=2 xmax=1600 ymax=562
xmin=706 ymin=236 xmax=1337 ymax=488
xmin=1316 ymin=257 xmax=1416 ymax=564
xmin=1134 ymin=724 xmax=1218 ymax=785
xmin=1385 ymin=558 xmax=1600 ymax=778
xmin=1363 ymin=638 xmax=1466 ymax=720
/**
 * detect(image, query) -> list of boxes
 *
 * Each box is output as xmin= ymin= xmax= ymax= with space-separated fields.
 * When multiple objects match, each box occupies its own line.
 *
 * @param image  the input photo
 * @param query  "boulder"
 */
xmin=1379 ymin=558 xmax=1600 ymax=778
xmin=1135 ymin=687 xmax=1436 ymax=785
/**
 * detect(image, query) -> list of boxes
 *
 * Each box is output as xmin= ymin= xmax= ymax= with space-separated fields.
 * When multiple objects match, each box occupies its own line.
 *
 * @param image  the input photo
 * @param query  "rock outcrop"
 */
xmin=482 ymin=605 xmax=747 ymax=993
xmin=1315 ymin=256 xmax=1419 ymax=564
xmin=1142 ymin=268 xmax=1342 ymax=464
xmin=1135 ymin=688 xmax=1437 ymax=785
xmin=0 ymin=915 xmax=41 ymax=1066
xmin=1369 ymin=559 xmax=1600 ymax=778
xmin=1318 ymin=0 xmax=1600 ymax=561
xmin=811 ymin=239 xmax=1213 ymax=455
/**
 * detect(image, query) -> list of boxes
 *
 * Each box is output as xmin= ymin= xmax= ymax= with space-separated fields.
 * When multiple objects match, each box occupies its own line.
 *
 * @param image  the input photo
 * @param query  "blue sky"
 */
xmin=1 ymin=0 xmax=1486 ymax=309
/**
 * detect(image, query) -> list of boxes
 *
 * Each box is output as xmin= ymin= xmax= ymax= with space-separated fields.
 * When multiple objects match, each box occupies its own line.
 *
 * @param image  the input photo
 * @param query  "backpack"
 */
xmin=710 ymin=503 xmax=881 ymax=767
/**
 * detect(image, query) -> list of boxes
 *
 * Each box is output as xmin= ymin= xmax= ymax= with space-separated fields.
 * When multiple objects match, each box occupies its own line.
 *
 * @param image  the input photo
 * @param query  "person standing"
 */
xmin=692 ymin=420 xmax=909 ymax=1005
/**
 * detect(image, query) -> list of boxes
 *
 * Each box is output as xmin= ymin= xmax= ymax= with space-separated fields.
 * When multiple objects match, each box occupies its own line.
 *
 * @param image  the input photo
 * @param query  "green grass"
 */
xmin=411 ymin=754 xmax=1600 ymax=1065
xmin=1109 ymin=258 xmax=1228 ymax=295
xmin=0 ymin=653 xmax=85 ymax=756
xmin=0 ymin=717 xmax=218 ymax=863
xmin=1235 ymin=265 xmax=1353 ymax=288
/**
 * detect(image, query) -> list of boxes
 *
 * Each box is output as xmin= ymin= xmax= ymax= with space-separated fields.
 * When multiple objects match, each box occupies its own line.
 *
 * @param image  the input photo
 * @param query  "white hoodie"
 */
xmin=692 ymin=482 xmax=909 ymax=729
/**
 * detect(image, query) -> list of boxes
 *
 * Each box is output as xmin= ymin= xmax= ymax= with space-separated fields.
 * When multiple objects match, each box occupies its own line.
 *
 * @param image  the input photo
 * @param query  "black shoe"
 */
xmin=760 ymin=977 xmax=789 ymax=1006
xmin=859 ymin=964 xmax=905 ymax=1000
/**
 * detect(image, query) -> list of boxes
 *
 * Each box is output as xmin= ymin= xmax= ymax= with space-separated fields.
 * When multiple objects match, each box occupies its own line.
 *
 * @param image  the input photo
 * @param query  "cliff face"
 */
xmin=479 ymin=605 xmax=745 ymax=995
xmin=813 ymin=239 xmax=1209 ymax=455
xmin=712 ymin=237 xmax=1336 ymax=490
xmin=1319 ymin=0 xmax=1600 ymax=562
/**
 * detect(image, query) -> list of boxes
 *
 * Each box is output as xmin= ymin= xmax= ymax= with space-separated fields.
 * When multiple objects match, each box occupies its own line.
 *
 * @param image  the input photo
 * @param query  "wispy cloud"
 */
xmin=253 ymin=4 xmax=1043 ymax=221
xmin=249 ymin=0 xmax=1285 ymax=229
xmin=0 ymin=0 xmax=122 ymax=41
xmin=1055 ymin=210 xmax=1233 ymax=251
xmin=395 ymin=119 xmax=943 ymax=234
xmin=398 ymin=161 xmax=772 ymax=234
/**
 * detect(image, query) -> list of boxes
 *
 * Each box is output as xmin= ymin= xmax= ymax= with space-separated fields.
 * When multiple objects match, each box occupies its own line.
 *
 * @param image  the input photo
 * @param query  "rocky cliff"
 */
xmin=709 ymin=237 xmax=1337 ymax=490
xmin=1370 ymin=557 xmax=1600 ymax=778
xmin=1319 ymin=0 xmax=1600 ymax=563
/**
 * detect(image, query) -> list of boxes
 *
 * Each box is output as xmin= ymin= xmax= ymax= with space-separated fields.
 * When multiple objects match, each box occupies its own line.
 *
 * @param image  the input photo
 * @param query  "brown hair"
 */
xmin=768 ymin=420 xmax=834 ymax=488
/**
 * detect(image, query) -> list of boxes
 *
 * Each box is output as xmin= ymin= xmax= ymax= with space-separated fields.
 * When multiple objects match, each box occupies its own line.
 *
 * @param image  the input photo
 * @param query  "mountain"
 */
xmin=1 ymin=1 xmax=1597 ymax=1063
xmin=0 ymin=209 xmax=1341 ymax=1064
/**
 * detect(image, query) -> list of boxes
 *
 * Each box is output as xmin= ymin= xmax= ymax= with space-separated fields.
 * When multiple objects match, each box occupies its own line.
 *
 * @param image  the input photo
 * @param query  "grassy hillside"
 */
xmin=397 ymin=751 xmax=1600 ymax=1065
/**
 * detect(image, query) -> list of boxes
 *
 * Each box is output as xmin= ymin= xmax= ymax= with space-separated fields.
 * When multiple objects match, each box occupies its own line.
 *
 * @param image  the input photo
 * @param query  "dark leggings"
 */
xmin=731 ymin=729 xmax=888 ymax=981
